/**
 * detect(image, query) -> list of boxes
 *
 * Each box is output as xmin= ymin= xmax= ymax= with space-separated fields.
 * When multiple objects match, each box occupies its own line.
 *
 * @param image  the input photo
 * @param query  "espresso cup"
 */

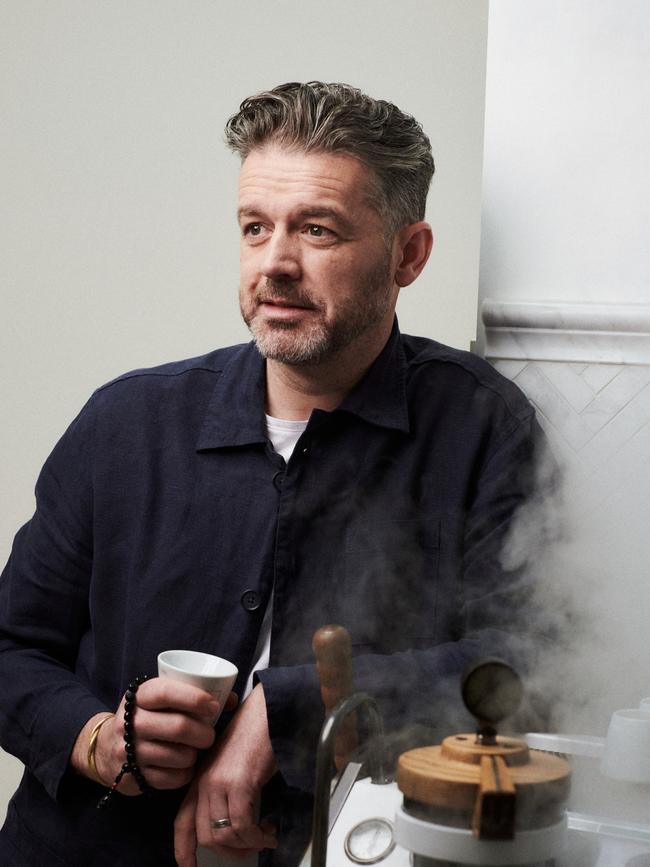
xmin=600 ymin=708 xmax=650 ymax=783
xmin=157 ymin=649 xmax=238 ymax=724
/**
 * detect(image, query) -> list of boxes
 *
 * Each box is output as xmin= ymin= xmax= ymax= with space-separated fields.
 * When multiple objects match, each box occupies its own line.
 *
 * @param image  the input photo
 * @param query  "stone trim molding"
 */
xmin=482 ymin=300 xmax=650 ymax=365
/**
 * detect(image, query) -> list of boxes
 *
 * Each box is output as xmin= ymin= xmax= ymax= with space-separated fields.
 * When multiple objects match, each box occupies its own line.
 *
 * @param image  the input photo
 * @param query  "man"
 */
xmin=0 ymin=82 xmax=543 ymax=866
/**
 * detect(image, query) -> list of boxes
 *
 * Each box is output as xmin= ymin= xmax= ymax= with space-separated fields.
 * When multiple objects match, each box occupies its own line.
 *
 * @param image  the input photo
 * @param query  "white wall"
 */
xmin=480 ymin=0 xmax=649 ymax=307
xmin=0 ymin=0 xmax=489 ymax=824
xmin=479 ymin=0 xmax=650 ymax=744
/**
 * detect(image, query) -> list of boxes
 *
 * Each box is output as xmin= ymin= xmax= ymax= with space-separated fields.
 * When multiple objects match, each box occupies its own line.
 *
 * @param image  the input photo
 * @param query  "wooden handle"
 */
xmin=472 ymin=754 xmax=516 ymax=839
xmin=312 ymin=625 xmax=357 ymax=770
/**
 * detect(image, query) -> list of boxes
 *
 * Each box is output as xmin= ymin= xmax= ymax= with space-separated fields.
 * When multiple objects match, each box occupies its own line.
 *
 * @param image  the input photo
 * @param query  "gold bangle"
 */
xmin=87 ymin=713 xmax=115 ymax=786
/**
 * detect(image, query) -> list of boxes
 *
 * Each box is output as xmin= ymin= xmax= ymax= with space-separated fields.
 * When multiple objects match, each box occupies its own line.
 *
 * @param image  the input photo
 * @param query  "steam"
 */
xmin=506 ymin=437 xmax=650 ymax=738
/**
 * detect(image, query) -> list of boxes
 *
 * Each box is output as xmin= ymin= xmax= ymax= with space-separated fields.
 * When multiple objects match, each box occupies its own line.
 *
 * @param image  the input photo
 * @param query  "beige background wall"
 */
xmin=0 ymin=1 xmax=489 ymax=823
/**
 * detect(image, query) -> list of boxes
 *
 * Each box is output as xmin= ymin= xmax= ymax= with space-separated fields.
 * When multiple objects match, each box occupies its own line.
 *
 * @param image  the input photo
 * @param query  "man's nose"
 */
xmin=260 ymin=230 xmax=301 ymax=281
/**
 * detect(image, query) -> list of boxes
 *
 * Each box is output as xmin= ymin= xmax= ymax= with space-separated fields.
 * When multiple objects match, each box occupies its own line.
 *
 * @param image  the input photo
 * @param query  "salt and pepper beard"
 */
xmin=240 ymin=254 xmax=395 ymax=366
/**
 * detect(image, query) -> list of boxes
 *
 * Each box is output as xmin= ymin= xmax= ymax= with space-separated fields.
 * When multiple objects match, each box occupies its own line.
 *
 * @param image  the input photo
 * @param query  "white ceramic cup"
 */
xmin=600 ymin=708 xmax=650 ymax=783
xmin=157 ymin=649 xmax=238 ymax=724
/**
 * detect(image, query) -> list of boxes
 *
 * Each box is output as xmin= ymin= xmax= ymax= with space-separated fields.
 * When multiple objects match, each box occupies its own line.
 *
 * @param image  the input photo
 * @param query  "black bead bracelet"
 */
xmin=97 ymin=674 xmax=154 ymax=809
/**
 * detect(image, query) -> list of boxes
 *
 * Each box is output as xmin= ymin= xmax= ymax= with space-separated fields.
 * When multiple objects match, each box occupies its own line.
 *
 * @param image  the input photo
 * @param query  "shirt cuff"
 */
xmin=30 ymin=690 xmax=111 ymax=802
xmin=256 ymin=664 xmax=323 ymax=793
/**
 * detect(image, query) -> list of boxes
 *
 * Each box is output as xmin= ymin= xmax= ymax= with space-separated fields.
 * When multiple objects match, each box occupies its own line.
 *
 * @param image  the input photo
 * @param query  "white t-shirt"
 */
xmin=241 ymin=415 xmax=309 ymax=698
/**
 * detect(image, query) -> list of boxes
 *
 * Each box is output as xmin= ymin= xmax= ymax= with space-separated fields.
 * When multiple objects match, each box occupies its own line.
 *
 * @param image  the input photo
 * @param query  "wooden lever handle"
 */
xmin=472 ymin=754 xmax=516 ymax=840
xmin=312 ymin=625 xmax=357 ymax=770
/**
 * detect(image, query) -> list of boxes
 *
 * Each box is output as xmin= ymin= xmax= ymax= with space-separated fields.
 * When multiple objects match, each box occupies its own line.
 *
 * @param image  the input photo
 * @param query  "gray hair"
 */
xmin=225 ymin=81 xmax=435 ymax=236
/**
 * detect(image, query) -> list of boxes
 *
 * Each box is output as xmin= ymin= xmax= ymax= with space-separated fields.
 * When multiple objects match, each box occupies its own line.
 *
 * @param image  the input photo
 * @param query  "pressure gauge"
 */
xmin=344 ymin=817 xmax=396 ymax=864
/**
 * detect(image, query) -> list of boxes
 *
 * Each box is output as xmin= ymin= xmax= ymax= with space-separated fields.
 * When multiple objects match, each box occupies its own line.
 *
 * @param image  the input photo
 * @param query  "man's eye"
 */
xmin=306 ymin=224 xmax=332 ymax=238
xmin=244 ymin=223 xmax=263 ymax=236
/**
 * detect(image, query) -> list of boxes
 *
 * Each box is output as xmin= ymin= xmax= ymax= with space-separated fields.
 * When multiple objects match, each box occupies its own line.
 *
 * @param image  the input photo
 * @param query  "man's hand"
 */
xmin=174 ymin=683 xmax=279 ymax=866
xmin=72 ymin=678 xmax=228 ymax=794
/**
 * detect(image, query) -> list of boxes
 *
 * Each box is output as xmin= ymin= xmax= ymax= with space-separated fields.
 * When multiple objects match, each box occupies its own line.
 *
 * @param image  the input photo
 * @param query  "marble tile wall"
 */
xmin=481 ymin=300 xmax=650 ymax=729
xmin=482 ymin=301 xmax=650 ymax=519
xmin=494 ymin=358 xmax=650 ymax=516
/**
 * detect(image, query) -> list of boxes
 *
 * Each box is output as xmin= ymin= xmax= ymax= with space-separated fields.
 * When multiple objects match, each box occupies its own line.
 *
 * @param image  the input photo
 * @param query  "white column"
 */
xmin=478 ymin=1 xmax=650 ymax=739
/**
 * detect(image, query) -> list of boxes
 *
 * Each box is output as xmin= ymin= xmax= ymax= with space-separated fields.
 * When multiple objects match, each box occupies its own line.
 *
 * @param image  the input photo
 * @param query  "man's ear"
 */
xmin=394 ymin=222 xmax=434 ymax=287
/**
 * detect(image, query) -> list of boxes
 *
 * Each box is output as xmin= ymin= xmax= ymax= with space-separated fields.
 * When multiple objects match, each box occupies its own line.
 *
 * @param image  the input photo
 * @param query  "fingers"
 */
xmin=141 ymin=763 xmax=195 ymax=792
xmin=194 ymin=785 xmax=276 ymax=856
xmin=173 ymin=775 xmax=275 ymax=867
xmin=189 ymin=683 xmax=279 ymax=855
xmin=137 ymin=678 xmax=222 ymax=721
xmin=174 ymin=785 xmax=198 ymax=867
xmin=136 ymin=740 xmax=198 ymax=770
xmin=132 ymin=707 xmax=216 ymax=750
xmin=135 ymin=737 xmax=198 ymax=790
xmin=226 ymin=786 xmax=277 ymax=851
xmin=98 ymin=679 xmax=225 ymax=795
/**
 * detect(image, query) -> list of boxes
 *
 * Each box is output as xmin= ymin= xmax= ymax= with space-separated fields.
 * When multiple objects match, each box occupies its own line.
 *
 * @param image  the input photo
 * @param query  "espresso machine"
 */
xmin=305 ymin=626 xmax=650 ymax=867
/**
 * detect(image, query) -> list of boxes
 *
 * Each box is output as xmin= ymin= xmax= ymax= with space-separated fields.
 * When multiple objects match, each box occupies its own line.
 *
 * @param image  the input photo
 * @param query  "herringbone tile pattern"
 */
xmin=493 ymin=360 xmax=650 ymax=515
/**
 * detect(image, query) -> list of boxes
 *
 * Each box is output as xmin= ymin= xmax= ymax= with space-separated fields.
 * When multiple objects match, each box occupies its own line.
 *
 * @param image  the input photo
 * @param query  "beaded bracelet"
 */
xmin=97 ymin=674 xmax=154 ymax=809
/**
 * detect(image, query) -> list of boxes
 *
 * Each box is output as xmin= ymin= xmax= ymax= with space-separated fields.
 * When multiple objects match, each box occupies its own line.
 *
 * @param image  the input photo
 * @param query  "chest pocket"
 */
xmin=342 ymin=515 xmax=440 ymax=652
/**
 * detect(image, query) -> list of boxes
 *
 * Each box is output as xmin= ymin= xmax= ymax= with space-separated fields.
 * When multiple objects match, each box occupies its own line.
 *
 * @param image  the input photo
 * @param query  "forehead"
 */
xmin=238 ymin=145 xmax=377 ymax=213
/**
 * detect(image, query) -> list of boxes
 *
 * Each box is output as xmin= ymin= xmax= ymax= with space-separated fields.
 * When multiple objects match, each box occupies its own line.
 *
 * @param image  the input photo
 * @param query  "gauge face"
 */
xmin=461 ymin=659 xmax=523 ymax=724
xmin=344 ymin=817 xmax=395 ymax=864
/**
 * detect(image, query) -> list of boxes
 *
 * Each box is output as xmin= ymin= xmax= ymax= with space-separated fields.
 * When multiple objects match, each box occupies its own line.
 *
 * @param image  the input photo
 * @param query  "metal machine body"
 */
xmin=308 ymin=679 xmax=650 ymax=866
xmin=307 ymin=638 xmax=650 ymax=867
xmin=322 ymin=742 xmax=650 ymax=867
xmin=328 ymin=776 xmax=570 ymax=866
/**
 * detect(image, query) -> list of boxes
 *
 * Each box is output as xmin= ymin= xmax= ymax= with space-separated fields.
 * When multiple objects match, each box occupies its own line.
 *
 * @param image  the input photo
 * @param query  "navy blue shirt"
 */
xmin=0 ymin=322 xmax=542 ymax=865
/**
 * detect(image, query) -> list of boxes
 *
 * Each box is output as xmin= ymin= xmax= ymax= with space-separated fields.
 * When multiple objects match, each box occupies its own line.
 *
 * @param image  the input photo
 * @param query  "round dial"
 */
xmin=344 ymin=817 xmax=395 ymax=864
xmin=461 ymin=658 xmax=523 ymax=724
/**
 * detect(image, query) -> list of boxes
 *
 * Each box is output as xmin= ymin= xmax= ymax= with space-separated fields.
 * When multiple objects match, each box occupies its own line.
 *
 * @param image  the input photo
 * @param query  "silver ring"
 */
xmin=210 ymin=818 xmax=232 ymax=830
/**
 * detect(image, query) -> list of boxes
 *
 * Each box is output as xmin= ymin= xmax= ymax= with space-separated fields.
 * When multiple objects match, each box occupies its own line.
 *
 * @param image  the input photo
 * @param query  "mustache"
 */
xmin=255 ymin=279 xmax=322 ymax=310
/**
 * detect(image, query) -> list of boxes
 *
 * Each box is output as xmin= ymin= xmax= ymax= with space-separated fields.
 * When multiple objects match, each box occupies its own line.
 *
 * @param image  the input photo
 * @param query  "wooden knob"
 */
xmin=312 ymin=625 xmax=357 ymax=770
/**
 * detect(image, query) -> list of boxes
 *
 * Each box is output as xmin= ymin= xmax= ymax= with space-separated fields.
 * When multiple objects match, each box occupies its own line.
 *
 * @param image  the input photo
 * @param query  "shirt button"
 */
xmin=272 ymin=471 xmax=284 ymax=491
xmin=241 ymin=590 xmax=262 ymax=612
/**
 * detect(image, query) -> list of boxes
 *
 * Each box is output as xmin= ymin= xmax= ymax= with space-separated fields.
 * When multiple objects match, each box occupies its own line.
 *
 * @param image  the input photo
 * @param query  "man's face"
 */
xmin=238 ymin=145 xmax=398 ymax=366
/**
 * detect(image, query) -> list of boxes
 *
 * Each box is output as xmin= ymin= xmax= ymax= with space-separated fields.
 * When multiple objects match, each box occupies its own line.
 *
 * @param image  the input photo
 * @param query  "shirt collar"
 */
xmin=335 ymin=318 xmax=410 ymax=433
xmin=196 ymin=343 xmax=268 ymax=451
xmin=196 ymin=319 xmax=410 ymax=451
